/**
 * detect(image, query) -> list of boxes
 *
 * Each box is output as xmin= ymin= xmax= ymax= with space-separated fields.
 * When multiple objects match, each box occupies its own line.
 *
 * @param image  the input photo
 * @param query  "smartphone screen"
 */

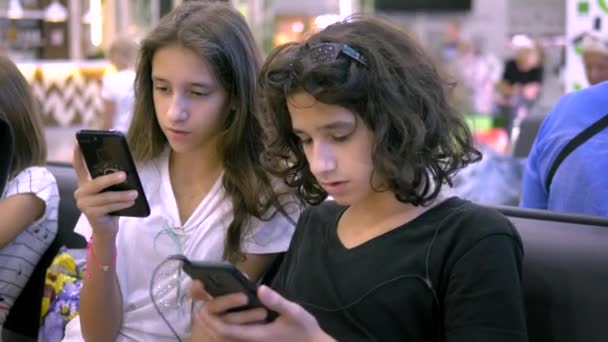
xmin=76 ymin=130 xmax=150 ymax=217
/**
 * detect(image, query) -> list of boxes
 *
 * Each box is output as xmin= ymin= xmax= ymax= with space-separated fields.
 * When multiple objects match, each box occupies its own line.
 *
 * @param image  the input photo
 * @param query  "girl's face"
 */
xmin=151 ymin=43 xmax=228 ymax=155
xmin=288 ymin=91 xmax=381 ymax=206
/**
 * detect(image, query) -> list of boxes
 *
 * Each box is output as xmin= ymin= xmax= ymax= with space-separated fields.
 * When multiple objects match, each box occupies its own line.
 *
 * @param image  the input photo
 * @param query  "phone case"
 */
xmin=182 ymin=260 xmax=278 ymax=321
xmin=76 ymin=130 xmax=151 ymax=217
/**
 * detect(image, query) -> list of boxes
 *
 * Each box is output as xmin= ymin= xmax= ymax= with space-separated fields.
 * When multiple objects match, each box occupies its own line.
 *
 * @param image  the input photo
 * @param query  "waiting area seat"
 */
xmin=489 ymin=205 xmax=608 ymax=342
xmin=511 ymin=111 xmax=546 ymax=158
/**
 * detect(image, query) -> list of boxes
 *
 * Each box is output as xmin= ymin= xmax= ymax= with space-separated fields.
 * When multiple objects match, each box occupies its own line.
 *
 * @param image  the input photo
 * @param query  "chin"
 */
xmin=328 ymin=194 xmax=355 ymax=206
xmin=166 ymin=140 xmax=193 ymax=154
xmin=330 ymin=188 xmax=377 ymax=207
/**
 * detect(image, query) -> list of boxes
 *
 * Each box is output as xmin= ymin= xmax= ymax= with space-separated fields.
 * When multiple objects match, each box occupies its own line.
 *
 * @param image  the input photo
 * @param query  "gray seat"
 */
xmin=490 ymin=205 xmax=608 ymax=342
xmin=46 ymin=162 xmax=84 ymax=248
xmin=511 ymin=112 xmax=546 ymax=158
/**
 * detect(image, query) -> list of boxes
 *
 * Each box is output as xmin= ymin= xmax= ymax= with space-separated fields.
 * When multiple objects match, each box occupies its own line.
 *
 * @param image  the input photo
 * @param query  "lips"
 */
xmin=167 ymin=128 xmax=190 ymax=135
xmin=320 ymin=181 xmax=349 ymax=194
xmin=165 ymin=128 xmax=191 ymax=142
xmin=320 ymin=181 xmax=346 ymax=187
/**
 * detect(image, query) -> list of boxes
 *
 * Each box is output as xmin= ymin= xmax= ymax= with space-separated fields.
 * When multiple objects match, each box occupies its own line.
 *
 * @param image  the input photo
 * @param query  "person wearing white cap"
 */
xmin=580 ymin=35 xmax=608 ymax=85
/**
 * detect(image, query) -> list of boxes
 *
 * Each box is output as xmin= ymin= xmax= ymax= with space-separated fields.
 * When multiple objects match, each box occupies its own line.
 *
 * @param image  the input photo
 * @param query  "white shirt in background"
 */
xmin=101 ymin=69 xmax=136 ymax=133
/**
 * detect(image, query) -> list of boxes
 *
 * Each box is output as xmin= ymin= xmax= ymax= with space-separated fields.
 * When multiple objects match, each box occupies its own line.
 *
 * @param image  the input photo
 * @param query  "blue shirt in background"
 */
xmin=521 ymin=81 xmax=608 ymax=216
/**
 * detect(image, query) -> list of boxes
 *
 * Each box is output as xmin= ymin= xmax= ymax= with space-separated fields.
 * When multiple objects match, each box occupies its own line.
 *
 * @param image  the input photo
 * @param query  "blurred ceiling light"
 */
xmin=291 ymin=21 xmax=305 ymax=33
xmin=275 ymin=34 xmax=291 ymax=46
xmin=314 ymin=14 xmax=341 ymax=30
xmin=89 ymin=0 xmax=102 ymax=47
xmin=44 ymin=0 xmax=68 ymax=23
xmin=7 ymin=0 xmax=24 ymax=19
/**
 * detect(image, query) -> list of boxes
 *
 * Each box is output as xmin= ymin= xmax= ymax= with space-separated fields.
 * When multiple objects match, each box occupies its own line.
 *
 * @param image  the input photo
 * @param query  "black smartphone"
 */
xmin=76 ymin=129 xmax=150 ymax=217
xmin=182 ymin=260 xmax=278 ymax=322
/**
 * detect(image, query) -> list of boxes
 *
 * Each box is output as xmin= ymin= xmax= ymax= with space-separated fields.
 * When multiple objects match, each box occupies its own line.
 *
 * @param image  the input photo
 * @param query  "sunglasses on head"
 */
xmin=308 ymin=43 xmax=368 ymax=67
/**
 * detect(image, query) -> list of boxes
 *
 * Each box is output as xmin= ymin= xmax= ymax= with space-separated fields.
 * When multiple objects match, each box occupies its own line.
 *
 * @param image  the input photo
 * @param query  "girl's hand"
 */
xmin=73 ymin=145 xmax=138 ymax=241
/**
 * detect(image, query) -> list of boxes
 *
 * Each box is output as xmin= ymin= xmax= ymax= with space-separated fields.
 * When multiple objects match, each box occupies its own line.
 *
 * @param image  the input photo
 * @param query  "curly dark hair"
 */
xmin=257 ymin=15 xmax=481 ymax=206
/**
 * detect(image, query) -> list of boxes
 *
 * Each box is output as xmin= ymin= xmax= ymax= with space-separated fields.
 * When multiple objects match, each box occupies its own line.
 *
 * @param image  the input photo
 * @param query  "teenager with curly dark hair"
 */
xmin=191 ymin=16 xmax=528 ymax=342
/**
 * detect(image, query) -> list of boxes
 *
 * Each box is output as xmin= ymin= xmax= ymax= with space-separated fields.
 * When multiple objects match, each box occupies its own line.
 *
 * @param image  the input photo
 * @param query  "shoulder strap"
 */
xmin=545 ymin=113 xmax=608 ymax=193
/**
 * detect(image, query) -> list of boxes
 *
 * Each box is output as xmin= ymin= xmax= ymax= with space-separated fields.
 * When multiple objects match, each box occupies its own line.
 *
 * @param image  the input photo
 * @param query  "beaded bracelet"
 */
xmin=86 ymin=236 xmax=117 ymax=279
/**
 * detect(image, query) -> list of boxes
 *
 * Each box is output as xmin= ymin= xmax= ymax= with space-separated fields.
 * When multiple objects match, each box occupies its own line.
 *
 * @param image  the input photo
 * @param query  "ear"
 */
xmin=0 ymin=118 xmax=14 ymax=194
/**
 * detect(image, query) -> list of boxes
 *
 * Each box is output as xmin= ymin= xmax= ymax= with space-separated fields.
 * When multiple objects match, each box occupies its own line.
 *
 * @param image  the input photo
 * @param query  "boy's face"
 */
xmin=583 ymin=51 xmax=608 ymax=85
xmin=288 ymin=91 xmax=380 ymax=206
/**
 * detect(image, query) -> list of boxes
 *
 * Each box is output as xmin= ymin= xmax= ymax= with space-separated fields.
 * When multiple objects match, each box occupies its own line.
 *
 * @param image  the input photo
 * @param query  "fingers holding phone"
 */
xmin=190 ymin=280 xmax=214 ymax=302
xmin=191 ymin=280 xmax=268 ymax=325
xmin=75 ymin=130 xmax=150 ymax=217
xmin=184 ymin=261 xmax=278 ymax=325
xmin=73 ymin=144 xmax=133 ymax=238
xmin=192 ymin=285 xmax=333 ymax=342
xmin=73 ymin=129 xmax=150 ymax=239
xmin=190 ymin=283 xmax=268 ymax=342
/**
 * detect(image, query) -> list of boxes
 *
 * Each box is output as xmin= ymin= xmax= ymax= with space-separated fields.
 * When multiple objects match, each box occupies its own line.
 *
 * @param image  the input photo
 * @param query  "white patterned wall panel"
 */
xmin=17 ymin=62 xmax=109 ymax=127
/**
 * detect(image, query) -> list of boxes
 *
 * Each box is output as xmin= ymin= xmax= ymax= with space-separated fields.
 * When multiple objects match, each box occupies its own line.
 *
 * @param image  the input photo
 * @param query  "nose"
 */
xmin=308 ymin=141 xmax=337 ymax=177
xmin=167 ymin=93 xmax=188 ymax=122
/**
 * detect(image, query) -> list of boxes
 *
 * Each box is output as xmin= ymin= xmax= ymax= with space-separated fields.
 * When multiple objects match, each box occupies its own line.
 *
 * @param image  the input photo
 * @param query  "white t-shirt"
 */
xmin=101 ymin=69 xmax=136 ymax=133
xmin=0 ymin=167 xmax=59 ymax=327
xmin=63 ymin=149 xmax=297 ymax=341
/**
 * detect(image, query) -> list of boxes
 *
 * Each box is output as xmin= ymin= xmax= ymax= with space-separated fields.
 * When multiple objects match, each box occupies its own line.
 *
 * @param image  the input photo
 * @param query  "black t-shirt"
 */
xmin=271 ymin=197 xmax=528 ymax=342
xmin=502 ymin=59 xmax=543 ymax=85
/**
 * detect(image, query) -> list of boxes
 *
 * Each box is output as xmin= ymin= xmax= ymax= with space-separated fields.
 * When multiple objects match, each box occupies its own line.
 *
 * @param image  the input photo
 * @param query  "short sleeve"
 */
xmin=241 ymin=204 xmax=300 ymax=254
xmin=444 ymin=234 xmax=528 ymax=342
xmin=4 ymin=167 xmax=59 ymax=226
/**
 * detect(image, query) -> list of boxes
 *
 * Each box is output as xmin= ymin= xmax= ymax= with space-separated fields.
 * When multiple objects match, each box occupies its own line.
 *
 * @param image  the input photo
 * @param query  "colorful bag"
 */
xmin=38 ymin=248 xmax=84 ymax=342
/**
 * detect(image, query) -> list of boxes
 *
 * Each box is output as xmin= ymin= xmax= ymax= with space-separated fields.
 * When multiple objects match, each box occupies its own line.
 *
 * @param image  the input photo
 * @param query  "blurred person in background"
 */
xmin=439 ymin=20 xmax=462 ymax=64
xmin=521 ymin=80 xmax=608 ymax=217
xmin=580 ymin=35 xmax=608 ymax=86
xmin=100 ymin=37 xmax=138 ymax=132
xmin=496 ymin=38 xmax=544 ymax=138
xmin=450 ymin=35 xmax=501 ymax=115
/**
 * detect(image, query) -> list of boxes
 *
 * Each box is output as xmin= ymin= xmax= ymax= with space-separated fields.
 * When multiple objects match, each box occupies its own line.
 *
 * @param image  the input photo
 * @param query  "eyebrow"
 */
xmin=293 ymin=120 xmax=355 ymax=135
xmin=151 ymin=76 xmax=216 ymax=89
